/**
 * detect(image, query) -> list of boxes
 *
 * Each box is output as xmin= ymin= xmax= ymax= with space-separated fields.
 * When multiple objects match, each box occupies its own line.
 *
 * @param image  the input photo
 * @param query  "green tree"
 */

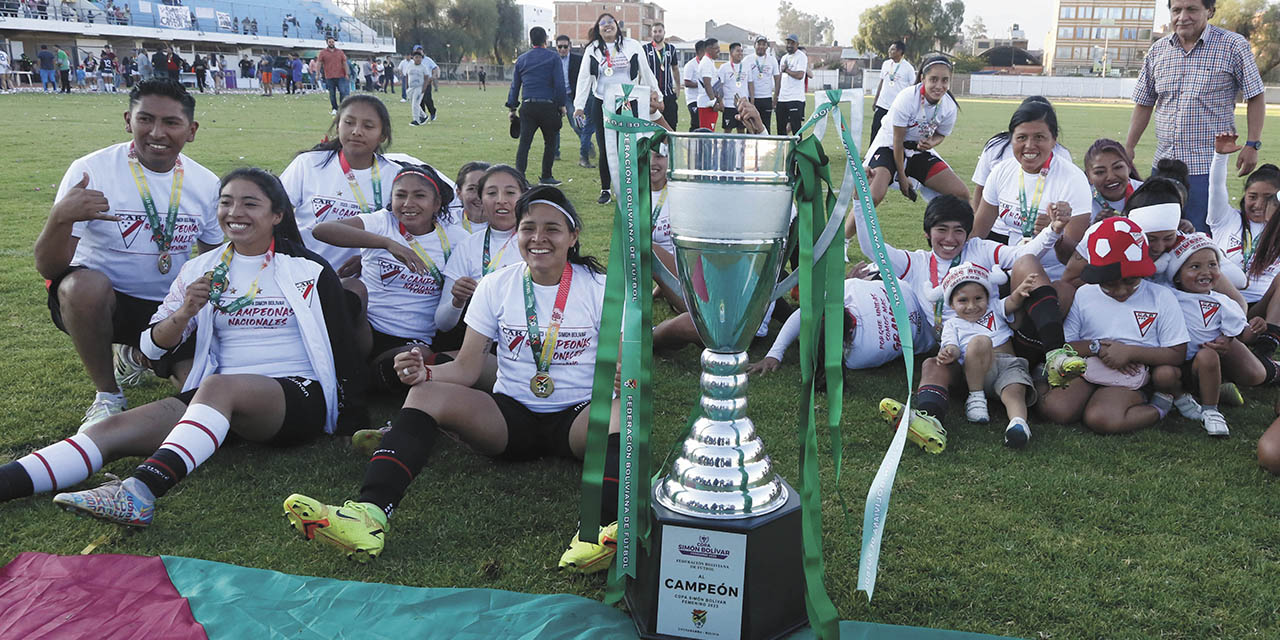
xmin=492 ymin=0 xmax=523 ymax=65
xmin=362 ymin=0 xmax=443 ymax=54
xmin=1211 ymin=0 xmax=1280 ymax=75
xmin=854 ymin=0 xmax=965 ymax=61
xmin=776 ymin=0 xmax=835 ymax=45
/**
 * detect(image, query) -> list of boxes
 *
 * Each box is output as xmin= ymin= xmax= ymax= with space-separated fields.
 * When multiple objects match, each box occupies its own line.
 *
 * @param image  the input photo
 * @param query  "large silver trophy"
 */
xmin=628 ymin=132 xmax=806 ymax=640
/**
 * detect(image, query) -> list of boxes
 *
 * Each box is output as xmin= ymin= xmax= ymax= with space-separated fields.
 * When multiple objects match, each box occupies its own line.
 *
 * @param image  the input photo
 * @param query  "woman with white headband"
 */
xmin=283 ymin=186 xmax=624 ymax=575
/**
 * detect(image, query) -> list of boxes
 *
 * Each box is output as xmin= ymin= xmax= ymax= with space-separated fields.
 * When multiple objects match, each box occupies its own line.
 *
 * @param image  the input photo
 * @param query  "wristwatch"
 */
xmin=1089 ymin=339 xmax=1101 ymax=356
xmin=1245 ymin=140 xmax=1262 ymax=150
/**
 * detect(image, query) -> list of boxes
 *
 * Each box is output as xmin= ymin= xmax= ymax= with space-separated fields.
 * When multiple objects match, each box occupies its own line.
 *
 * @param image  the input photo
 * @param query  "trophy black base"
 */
xmin=624 ymin=479 xmax=806 ymax=640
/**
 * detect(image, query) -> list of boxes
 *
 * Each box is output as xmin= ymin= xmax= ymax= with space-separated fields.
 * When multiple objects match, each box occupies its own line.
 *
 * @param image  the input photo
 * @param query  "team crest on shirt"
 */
xmin=1199 ymin=300 xmax=1221 ymax=327
xmin=311 ymin=196 xmax=362 ymax=222
xmin=378 ymin=259 xmax=403 ymax=283
xmin=1134 ymin=310 xmax=1158 ymax=337
xmin=113 ymin=213 xmax=198 ymax=249
xmin=980 ymin=311 xmax=995 ymax=330
xmin=295 ymin=279 xmax=315 ymax=303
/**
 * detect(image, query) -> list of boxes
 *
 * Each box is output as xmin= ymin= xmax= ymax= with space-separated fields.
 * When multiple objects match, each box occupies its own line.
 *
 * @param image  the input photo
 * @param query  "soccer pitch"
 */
xmin=1 ymin=88 xmax=1278 ymax=638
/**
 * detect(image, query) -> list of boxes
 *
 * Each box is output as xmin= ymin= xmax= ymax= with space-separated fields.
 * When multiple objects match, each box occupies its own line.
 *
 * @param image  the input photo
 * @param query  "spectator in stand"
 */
xmin=318 ymin=36 xmax=350 ymax=115
xmin=1125 ymin=0 xmax=1266 ymax=233
xmin=153 ymin=44 xmax=183 ymax=82
xmin=240 ymin=16 xmax=249 ymax=34
xmin=282 ymin=17 xmax=289 ymax=37
xmin=250 ymin=19 xmax=258 ymax=35
xmin=121 ymin=3 xmax=129 ymax=24
xmin=55 ymin=44 xmax=71 ymax=93
xmin=507 ymin=26 xmax=567 ymax=185
xmin=38 ymin=44 xmax=56 ymax=92
xmin=315 ymin=15 xmax=323 ymax=35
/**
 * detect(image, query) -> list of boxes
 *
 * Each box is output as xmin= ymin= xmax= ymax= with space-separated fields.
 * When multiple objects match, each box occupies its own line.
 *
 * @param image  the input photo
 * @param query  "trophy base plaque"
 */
xmin=625 ymin=479 xmax=806 ymax=640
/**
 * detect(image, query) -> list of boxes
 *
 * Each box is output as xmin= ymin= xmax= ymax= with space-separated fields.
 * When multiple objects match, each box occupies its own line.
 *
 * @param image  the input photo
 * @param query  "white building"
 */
xmin=520 ymin=4 xmax=555 ymax=39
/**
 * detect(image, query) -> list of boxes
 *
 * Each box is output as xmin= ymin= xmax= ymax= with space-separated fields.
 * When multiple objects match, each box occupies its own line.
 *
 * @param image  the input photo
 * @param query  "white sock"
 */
xmin=159 ymin=403 xmax=231 ymax=474
xmin=95 ymin=390 xmax=126 ymax=406
xmin=17 ymin=433 xmax=104 ymax=493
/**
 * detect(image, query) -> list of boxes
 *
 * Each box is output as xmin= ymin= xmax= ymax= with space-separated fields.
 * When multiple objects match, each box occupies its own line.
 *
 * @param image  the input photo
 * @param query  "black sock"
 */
xmin=1257 ymin=323 xmax=1280 ymax=355
xmin=357 ymin=408 xmax=439 ymax=518
xmin=0 ymin=462 xmax=34 ymax=503
xmin=133 ymin=449 xmax=188 ymax=498
xmin=1259 ymin=352 xmax=1280 ymax=385
xmin=915 ymin=384 xmax=949 ymax=419
xmin=1024 ymin=286 xmax=1065 ymax=350
xmin=600 ymin=433 xmax=620 ymax=523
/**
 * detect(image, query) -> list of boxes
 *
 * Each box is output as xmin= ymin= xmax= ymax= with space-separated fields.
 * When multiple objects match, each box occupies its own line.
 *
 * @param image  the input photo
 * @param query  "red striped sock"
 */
xmin=15 ymin=433 xmax=104 ymax=494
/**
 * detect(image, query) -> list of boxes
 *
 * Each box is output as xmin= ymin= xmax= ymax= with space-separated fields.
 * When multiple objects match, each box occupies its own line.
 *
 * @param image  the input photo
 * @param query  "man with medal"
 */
xmin=35 ymin=80 xmax=222 ymax=430
xmin=716 ymin=42 xmax=749 ymax=133
xmin=870 ymin=41 xmax=914 ymax=145
xmin=695 ymin=38 xmax=721 ymax=131
xmin=746 ymin=35 xmax=781 ymax=134
xmin=643 ymin=22 xmax=682 ymax=130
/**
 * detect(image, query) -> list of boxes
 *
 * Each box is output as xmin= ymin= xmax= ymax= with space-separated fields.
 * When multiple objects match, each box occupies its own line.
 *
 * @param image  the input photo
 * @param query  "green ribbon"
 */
xmin=577 ymin=84 xmax=666 ymax=605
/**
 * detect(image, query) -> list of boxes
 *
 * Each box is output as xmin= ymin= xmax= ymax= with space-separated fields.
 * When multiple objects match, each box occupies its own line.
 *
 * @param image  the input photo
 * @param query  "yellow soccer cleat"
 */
xmin=1045 ymin=345 xmax=1087 ymax=388
xmin=878 ymin=397 xmax=947 ymax=454
xmin=284 ymin=494 xmax=387 ymax=563
xmin=557 ymin=521 xmax=618 ymax=574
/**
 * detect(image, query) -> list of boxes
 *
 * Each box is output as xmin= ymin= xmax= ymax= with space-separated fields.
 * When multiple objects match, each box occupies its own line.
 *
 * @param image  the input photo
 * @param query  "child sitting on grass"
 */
xmin=931 ymin=265 xmax=1068 ymax=448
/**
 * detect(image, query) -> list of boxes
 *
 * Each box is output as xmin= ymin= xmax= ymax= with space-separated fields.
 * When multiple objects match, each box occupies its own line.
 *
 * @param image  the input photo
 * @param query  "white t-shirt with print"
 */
xmin=717 ymin=60 xmax=749 ymax=105
xmin=747 ymin=53 xmax=779 ymax=99
xmin=682 ymin=57 xmax=701 ymax=105
xmin=356 ymin=210 xmax=448 ymax=343
xmin=865 ymin=85 xmax=958 ymax=162
xmin=893 ymin=238 xmax=1020 ymax=332
xmin=1065 ymin=281 xmax=1190 ymax=348
xmin=211 ymin=254 xmax=317 ymax=380
xmin=940 ymin=303 xmax=1014 ymax=364
xmin=845 ymin=278 xmax=934 ymax=368
xmin=651 ymin=187 xmax=674 ymax=256
xmin=466 ymin=262 xmax=606 ymax=411
xmin=982 ymin=154 xmax=1092 ymax=280
xmin=57 ymin=142 xmax=223 ymax=301
xmin=696 ymin=56 xmax=718 ymax=108
xmin=875 ymin=59 xmax=916 ymax=110
xmin=442 ymin=225 xmax=523 ymax=283
xmin=776 ymin=50 xmax=807 ymax=102
xmin=1172 ymin=288 xmax=1247 ymax=359
xmin=281 ymin=150 xmax=401 ymax=269
xmin=971 ymin=138 xmax=1074 ymax=188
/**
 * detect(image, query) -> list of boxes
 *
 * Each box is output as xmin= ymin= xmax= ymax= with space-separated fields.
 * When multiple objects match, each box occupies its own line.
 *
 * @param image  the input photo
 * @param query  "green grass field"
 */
xmin=2 ymin=87 xmax=1279 ymax=639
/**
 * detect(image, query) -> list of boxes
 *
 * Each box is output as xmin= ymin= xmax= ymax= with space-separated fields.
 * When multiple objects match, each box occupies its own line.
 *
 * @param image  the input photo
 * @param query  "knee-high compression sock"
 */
xmin=1257 ymin=352 xmax=1280 ymax=385
xmin=357 ymin=407 xmax=439 ymax=519
xmin=600 ymin=433 xmax=620 ymax=524
xmin=133 ymin=403 xmax=230 ymax=498
xmin=0 ymin=433 xmax=104 ymax=501
xmin=915 ymin=384 xmax=949 ymax=420
xmin=1255 ymin=323 xmax=1280 ymax=355
xmin=1024 ymin=286 xmax=1065 ymax=350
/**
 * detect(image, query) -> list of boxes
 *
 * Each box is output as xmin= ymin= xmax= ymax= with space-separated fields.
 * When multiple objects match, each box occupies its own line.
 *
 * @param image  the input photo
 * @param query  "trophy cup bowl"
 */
xmin=655 ymin=131 xmax=796 ymax=519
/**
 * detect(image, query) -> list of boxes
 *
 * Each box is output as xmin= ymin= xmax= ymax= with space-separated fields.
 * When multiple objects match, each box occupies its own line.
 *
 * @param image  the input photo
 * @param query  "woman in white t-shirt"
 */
xmin=451 ymin=161 xmax=491 ymax=234
xmin=863 ymin=55 xmax=969 ymax=206
xmin=1208 ymin=134 xmax=1280 ymax=309
xmin=571 ymin=12 xmax=660 ymax=205
xmin=0 ymin=168 xmax=366 ymax=526
xmin=281 ymin=94 xmax=400 ymax=276
xmin=1082 ymin=138 xmax=1142 ymax=222
xmin=436 ymin=165 xmax=530 ymax=338
xmin=1039 ymin=218 xmax=1189 ymax=434
xmin=284 ymin=186 xmax=622 ymax=571
xmin=970 ymin=96 xmax=1074 ymax=216
xmin=646 ymin=144 xmax=685 ymax=312
xmin=973 ymin=99 xmax=1092 ymax=282
xmin=312 ymin=164 xmax=457 ymax=392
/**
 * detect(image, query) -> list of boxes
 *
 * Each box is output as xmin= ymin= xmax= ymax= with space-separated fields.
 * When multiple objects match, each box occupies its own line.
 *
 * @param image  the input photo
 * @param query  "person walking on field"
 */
xmin=405 ymin=51 xmax=431 ymax=127
xmin=869 ymin=41 xmax=914 ymax=145
xmin=552 ymin=34 xmax=595 ymax=168
xmin=318 ymin=36 xmax=350 ymax=115
xmin=1125 ymin=0 xmax=1265 ymax=233
xmin=478 ymin=67 xmax=486 ymax=90
xmin=507 ymin=27 xmax=567 ymax=186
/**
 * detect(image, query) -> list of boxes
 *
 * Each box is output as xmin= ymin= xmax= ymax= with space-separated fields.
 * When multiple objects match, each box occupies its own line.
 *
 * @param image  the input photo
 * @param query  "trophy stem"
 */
xmin=655 ymin=349 xmax=787 ymax=519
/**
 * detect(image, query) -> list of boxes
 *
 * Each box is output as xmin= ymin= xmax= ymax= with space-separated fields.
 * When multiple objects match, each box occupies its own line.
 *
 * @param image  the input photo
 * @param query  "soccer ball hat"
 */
xmin=925 ymin=261 xmax=1007 ymax=305
xmin=1162 ymin=232 xmax=1226 ymax=283
xmin=1080 ymin=217 xmax=1156 ymax=284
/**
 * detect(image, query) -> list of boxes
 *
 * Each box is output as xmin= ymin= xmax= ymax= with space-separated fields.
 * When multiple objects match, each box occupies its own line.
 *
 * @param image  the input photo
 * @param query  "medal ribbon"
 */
xmin=207 ymin=240 xmax=274 ymax=314
xmin=889 ymin=60 xmax=902 ymax=81
xmin=337 ymin=150 xmax=382 ymax=214
xmin=1091 ymin=181 xmax=1134 ymax=216
xmin=1018 ymin=157 xmax=1050 ymax=238
xmin=1243 ymin=223 xmax=1257 ymax=266
xmin=482 ymin=227 xmax=515 ymax=275
xmin=522 ymin=262 xmax=573 ymax=378
xmin=917 ymin=86 xmax=941 ymax=137
xmin=397 ymin=222 xmax=447 ymax=284
xmin=127 ymin=143 xmax=184 ymax=256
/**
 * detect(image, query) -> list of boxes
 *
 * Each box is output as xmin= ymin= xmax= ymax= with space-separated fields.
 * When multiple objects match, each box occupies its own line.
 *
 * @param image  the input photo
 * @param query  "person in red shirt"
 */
xmin=317 ymin=36 xmax=350 ymax=115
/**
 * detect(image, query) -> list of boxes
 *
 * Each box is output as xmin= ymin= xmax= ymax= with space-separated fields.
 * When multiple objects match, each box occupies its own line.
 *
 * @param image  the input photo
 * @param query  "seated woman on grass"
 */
xmin=283 ymin=186 xmax=624 ymax=575
xmin=1037 ymin=217 xmax=1189 ymax=434
xmin=312 ymin=163 xmax=458 ymax=394
xmin=0 ymin=168 xmax=366 ymax=525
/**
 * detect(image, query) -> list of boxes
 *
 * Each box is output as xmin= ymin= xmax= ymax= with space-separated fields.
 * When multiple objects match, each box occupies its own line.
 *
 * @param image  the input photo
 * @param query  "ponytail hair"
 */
xmin=918 ymin=55 xmax=960 ymax=111
xmin=1148 ymin=159 xmax=1190 ymax=206
xmin=514 ymin=185 xmax=606 ymax=274
xmin=219 ymin=167 xmax=303 ymax=247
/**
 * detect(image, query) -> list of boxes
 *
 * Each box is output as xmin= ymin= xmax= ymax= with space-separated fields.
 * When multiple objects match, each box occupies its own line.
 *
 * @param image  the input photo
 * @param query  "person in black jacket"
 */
xmin=552 ymin=34 xmax=594 ymax=168
xmin=152 ymin=44 xmax=183 ymax=82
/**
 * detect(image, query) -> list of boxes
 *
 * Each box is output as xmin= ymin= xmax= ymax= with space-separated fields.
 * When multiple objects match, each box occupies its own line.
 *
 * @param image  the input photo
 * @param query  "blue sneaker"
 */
xmin=53 ymin=474 xmax=155 ymax=527
xmin=1003 ymin=418 xmax=1031 ymax=449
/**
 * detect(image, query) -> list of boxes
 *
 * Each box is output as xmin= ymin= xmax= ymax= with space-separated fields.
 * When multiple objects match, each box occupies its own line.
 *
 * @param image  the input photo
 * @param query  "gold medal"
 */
xmin=604 ymin=65 xmax=614 ymax=77
xmin=530 ymin=372 xmax=555 ymax=398
xmin=157 ymin=252 xmax=172 ymax=274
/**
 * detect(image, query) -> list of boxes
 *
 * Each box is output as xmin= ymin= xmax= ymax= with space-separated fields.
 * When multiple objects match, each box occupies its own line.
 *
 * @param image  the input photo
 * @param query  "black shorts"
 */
xmin=175 ymin=376 xmax=326 ymax=447
xmin=867 ymin=147 xmax=951 ymax=184
xmin=721 ymin=107 xmax=745 ymax=132
xmin=491 ymin=392 xmax=588 ymax=462
xmin=369 ymin=327 xmax=429 ymax=359
xmin=47 ymin=265 xmax=196 ymax=378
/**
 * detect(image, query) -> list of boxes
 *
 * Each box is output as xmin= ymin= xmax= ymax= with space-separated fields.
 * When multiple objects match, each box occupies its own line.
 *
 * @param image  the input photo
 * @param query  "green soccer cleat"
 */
xmin=557 ymin=521 xmax=617 ymax=574
xmin=1045 ymin=345 xmax=1088 ymax=388
xmin=351 ymin=425 xmax=391 ymax=458
xmin=284 ymin=494 xmax=387 ymax=563
xmin=878 ymin=398 xmax=947 ymax=454
xmin=1218 ymin=382 xmax=1245 ymax=407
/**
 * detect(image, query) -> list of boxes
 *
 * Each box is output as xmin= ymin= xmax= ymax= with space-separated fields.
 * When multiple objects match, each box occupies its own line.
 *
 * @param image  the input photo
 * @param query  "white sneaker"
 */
xmin=1201 ymin=409 xmax=1229 ymax=437
xmin=965 ymin=393 xmax=989 ymax=424
xmin=79 ymin=395 xmax=125 ymax=433
xmin=112 ymin=344 xmax=151 ymax=387
xmin=330 ymin=108 xmax=338 ymax=115
xmin=399 ymin=98 xmax=407 ymax=102
xmin=1173 ymin=393 xmax=1202 ymax=421
xmin=1003 ymin=418 xmax=1031 ymax=448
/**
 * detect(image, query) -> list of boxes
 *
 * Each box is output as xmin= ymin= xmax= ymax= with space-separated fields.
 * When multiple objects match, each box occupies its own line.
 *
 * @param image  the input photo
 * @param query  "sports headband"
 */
xmin=528 ymin=199 xmax=578 ymax=229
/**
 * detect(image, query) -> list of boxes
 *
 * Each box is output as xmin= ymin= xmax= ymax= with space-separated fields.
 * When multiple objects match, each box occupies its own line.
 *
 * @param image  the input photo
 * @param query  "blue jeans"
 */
xmin=40 ymin=68 xmax=56 ymax=90
xmin=553 ymin=94 xmax=594 ymax=161
xmin=1185 ymin=172 xmax=1209 ymax=234
xmin=326 ymin=77 xmax=349 ymax=111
